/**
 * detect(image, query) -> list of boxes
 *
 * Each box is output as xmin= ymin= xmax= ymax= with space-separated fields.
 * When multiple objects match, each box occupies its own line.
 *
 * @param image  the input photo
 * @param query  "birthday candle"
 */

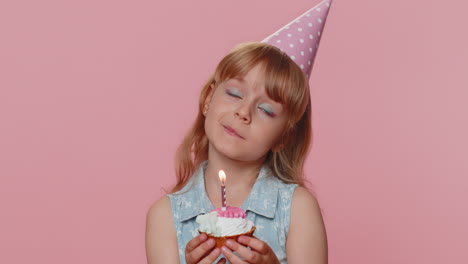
xmin=218 ymin=170 xmax=227 ymax=209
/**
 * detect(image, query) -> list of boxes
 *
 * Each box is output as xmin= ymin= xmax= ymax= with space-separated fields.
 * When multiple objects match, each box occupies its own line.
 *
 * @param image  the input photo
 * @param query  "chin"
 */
xmin=207 ymin=134 xmax=269 ymax=162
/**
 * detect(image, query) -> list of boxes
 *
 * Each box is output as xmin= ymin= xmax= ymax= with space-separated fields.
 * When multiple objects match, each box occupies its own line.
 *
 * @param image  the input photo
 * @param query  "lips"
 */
xmin=223 ymin=125 xmax=244 ymax=139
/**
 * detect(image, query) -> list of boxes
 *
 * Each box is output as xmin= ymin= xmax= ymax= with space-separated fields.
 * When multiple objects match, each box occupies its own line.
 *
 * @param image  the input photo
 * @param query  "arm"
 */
xmin=286 ymin=187 xmax=328 ymax=264
xmin=145 ymin=196 xmax=179 ymax=264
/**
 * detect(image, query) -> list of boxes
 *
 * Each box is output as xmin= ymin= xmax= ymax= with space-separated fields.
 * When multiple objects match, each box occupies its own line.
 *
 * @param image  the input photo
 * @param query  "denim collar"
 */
xmin=178 ymin=161 xmax=280 ymax=222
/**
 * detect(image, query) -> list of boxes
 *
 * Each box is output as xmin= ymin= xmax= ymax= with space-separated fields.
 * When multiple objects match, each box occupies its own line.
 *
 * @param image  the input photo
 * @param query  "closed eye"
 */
xmin=259 ymin=107 xmax=276 ymax=117
xmin=227 ymin=91 xmax=242 ymax=99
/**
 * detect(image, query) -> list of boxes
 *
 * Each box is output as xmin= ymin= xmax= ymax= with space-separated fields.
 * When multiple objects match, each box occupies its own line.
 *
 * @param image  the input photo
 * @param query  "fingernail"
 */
xmin=225 ymin=239 xmax=233 ymax=247
xmin=200 ymin=233 xmax=207 ymax=240
xmin=221 ymin=246 xmax=228 ymax=252
xmin=207 ymin=239 xmax=215 ymax=246
xmin=238 ymin=236 xmax=247 ymax=243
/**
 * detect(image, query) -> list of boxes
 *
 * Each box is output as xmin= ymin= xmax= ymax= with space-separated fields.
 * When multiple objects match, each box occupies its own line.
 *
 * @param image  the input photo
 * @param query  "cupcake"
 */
xmin=196 ymin=206 xmax=256 ymax=248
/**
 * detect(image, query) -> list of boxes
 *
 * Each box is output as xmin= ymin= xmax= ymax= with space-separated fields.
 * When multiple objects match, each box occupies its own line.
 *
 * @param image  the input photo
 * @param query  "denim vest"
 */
xmin=168 ymin=161 xmax=297 ymax=263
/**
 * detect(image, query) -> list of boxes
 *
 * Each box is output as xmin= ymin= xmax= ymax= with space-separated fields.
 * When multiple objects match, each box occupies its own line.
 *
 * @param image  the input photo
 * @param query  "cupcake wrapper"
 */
xmin=199 ymin=226 xmax=256 ymax=248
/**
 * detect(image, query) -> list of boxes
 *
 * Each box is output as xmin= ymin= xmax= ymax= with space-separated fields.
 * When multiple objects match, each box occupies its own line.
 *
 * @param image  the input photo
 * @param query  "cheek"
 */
xmin=204 ymin=115 xmax=217 ymax=138
xmin=252 ymin=124 xmax=284 ymax=149
xmin=208 ymin=95 xmax=229 ymax=114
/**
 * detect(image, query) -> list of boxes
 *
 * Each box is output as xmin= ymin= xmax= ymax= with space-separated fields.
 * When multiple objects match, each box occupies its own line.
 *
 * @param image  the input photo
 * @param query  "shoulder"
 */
xmin=290 ymin=187 xmax=325 ymax=231
xmin=287 ymin=187 xmax=328 ymax=263
xmin=147 ymin=196 xmax=173 ymax=223
xmin=290 ymin=187 xmax=324 ymax=229
xmin=145 ymin=196 xmax=179 ymax=264
xmin=291 ymin=187 xmax=320 ymax=210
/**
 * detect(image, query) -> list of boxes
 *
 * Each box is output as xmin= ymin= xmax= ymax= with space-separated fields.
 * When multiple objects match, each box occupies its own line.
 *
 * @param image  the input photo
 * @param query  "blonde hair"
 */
xmin=171 ymin=42 xmax=312 ymax=193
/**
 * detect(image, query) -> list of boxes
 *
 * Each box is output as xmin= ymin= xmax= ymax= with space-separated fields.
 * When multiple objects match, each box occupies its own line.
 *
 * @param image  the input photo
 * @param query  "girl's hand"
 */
xmin=185 ymin=233 xmax=226 ymax=264
xmin=221 ymin=236 xmax=280 ymax=264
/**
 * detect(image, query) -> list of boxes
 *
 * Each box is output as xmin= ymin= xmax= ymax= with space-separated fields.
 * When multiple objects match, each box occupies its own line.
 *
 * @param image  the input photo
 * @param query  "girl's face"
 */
xmin=204 ymin=64 xmax=288 ymax=163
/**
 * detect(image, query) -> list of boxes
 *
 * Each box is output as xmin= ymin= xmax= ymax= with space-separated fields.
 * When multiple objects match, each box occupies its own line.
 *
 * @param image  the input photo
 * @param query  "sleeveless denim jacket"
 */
xmin=168 ymin=161 xmax=297 ymax=263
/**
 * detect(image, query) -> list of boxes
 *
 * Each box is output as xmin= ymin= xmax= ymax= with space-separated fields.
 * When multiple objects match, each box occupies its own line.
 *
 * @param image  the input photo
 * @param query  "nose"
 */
xmin=235 ymin=103 xmax=251 ymax=124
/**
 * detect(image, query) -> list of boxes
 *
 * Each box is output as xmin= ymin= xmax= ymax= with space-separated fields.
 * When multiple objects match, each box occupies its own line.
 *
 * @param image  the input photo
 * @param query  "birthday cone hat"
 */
xmin=262 ymin=0 xmax=333 ymax=78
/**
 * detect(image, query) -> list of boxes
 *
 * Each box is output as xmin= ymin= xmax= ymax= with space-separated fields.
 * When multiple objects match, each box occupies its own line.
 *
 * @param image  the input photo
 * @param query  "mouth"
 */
xmin=223 ymin=125 xmax=244 ymax=139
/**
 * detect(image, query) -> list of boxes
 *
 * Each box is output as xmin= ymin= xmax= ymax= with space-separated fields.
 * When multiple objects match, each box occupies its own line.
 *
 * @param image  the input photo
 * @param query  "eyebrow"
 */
xmin=231 ymin=77 xmax=245 ymax=83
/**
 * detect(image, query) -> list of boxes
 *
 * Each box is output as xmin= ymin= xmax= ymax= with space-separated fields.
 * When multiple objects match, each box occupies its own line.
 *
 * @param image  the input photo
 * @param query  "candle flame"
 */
xmin=218 ymin=170 xmax=226 ymax=184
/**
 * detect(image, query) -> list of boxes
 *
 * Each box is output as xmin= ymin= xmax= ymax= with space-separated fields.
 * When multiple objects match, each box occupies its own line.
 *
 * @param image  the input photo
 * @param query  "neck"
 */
xmin=203 ymin=143 xmax=267 ymax=207
xmin=205 ymin=151 xmax=265 ymax=187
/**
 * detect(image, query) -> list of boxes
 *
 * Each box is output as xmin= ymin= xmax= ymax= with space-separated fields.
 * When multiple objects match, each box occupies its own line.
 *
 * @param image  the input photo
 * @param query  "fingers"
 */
xmin=185 ymin=234 xmax=219 ymax=264
xmin=199 ymin=248 xmax=222 ymax=264
xmin=224 ymin=239 xmax=259 ymax=263
xmin=221 ymin=245 xmax=246 ymax=264
xmin=185 ymin=233 xmax=207 ymax=252
xmin=238 ymin=236 xmax=270 ymax=254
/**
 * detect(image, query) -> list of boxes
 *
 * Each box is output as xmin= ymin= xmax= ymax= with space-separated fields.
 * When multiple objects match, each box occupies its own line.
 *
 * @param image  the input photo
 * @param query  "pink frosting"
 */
xmin=211 ymin=206 xmax=246 ymax=218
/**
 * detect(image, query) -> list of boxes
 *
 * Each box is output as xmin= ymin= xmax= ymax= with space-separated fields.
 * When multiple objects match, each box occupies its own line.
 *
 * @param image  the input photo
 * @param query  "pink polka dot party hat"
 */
xmin=262 ymin=0 xmax=333 ymax=79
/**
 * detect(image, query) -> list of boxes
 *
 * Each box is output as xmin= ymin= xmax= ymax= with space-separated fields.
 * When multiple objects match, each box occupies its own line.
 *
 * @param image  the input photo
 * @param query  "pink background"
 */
xmin=1 ymin=0 xmax=467 ymax=263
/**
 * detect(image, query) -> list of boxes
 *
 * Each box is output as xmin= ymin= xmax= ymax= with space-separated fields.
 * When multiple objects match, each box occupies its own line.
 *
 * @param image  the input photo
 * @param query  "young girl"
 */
xmin=146 ymin=2 xmax=331 ymax=263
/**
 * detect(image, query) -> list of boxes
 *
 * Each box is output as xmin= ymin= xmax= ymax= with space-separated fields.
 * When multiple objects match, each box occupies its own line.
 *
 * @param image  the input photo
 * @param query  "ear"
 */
xmin=203 ymin=83 xmax=215 ymax=114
